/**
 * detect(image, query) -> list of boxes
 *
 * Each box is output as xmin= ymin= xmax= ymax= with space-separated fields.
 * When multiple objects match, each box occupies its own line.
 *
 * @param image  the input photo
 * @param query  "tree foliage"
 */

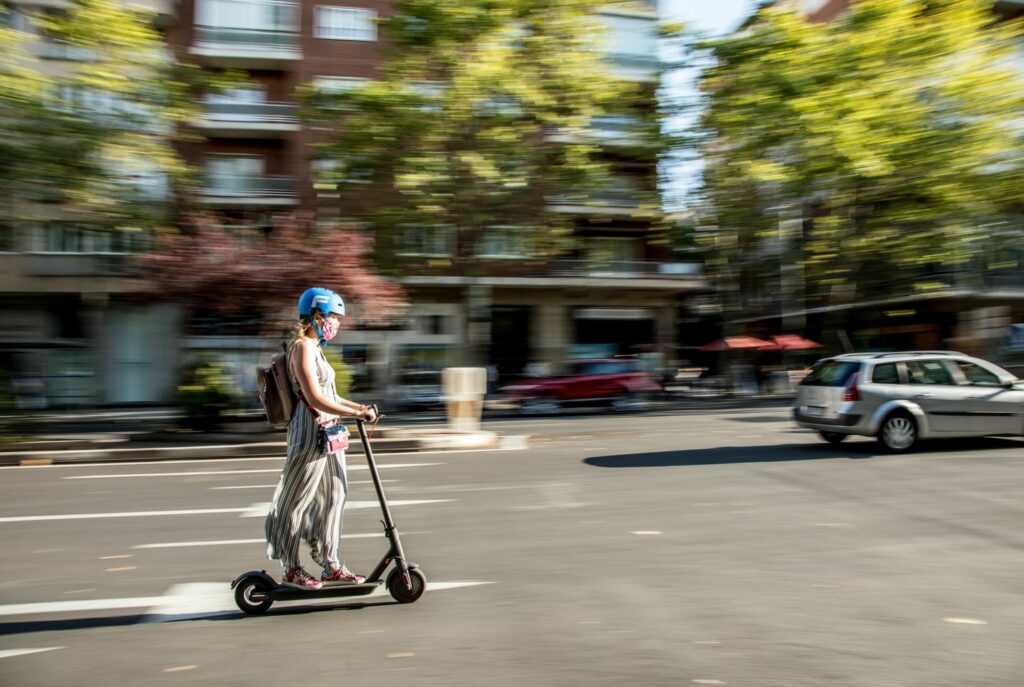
xmin=305 ymin=0 xmax=652 ymax=271
xmin=134 ymin=215 xmax=406 ymax=333
xmin=0 ymin=0 xmax=232 ymax=234
xmin=687 ymin=0 xmax=1024 ymax=315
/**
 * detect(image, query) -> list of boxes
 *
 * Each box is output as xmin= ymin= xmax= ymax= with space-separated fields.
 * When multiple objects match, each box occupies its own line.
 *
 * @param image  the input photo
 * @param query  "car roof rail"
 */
xmin=869 ymin=350 xmax=966 ymax=359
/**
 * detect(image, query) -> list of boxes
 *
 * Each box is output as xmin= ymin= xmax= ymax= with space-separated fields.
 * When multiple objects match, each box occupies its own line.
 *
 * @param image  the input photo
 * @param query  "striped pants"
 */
xmin=265 ymin=411 xmax=349 ymax=570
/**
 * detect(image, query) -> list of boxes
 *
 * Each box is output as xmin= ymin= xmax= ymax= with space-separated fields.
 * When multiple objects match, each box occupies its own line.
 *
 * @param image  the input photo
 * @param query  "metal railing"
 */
xmin=548 ymin=260 xmax=703 ymax=278
xmin=201 ymin=101 xmax=298 ymax=123
xmin=194 ymin=26 xmax=300 ymax=50
xmin=202 ymin=175 xmax=296 ymax=197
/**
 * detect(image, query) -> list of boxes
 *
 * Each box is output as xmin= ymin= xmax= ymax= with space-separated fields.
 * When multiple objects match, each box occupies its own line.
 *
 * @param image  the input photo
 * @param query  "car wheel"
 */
xmin=877 ymin=412 xmax=917 ymax=453
xmin=611 ymin=390 xmax=649 ymax=413
xmin=819 ymin=431 xmax=848 ymax=445
xmin=520 ymin=395 xmax=561 ymax=416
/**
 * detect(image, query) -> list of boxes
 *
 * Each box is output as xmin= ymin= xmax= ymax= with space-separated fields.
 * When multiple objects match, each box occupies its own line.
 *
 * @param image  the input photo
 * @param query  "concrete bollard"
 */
xmin=442 ymin=367 xmax=487 ymax=432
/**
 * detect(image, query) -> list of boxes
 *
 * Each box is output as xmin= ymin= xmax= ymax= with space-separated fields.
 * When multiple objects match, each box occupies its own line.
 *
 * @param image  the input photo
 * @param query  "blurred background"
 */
xmin=0 ymin=0 xmax=1022 ymax=419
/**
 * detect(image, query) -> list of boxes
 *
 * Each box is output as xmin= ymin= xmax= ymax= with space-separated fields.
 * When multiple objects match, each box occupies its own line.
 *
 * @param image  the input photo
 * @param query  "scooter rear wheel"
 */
xmin=387 ymin=568 xmax=426 ymax=604
xmin=235 ymin=577 xmax=274 ymax=615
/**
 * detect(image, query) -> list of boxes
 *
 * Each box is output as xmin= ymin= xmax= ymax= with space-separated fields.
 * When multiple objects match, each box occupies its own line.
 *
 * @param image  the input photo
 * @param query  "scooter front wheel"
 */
xmin=387 ymin=568 xmax=426 ymax=604
xmin=235 ymin=577 xmax=274 ymax=615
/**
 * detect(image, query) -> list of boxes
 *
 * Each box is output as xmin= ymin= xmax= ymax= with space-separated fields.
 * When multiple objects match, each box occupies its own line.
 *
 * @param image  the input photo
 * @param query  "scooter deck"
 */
xmin=270 ymin=580 xmax=381 ymax=601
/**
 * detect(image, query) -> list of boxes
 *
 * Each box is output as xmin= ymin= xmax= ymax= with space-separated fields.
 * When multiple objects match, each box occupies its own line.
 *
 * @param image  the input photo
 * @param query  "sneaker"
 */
xmin=282 ymin=567 xmax=322 ymax=590
xmin=321 ymin=565 xmax=366 ymax=585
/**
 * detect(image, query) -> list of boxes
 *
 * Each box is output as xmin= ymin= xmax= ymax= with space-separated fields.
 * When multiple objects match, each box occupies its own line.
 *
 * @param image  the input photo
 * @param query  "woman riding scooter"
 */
xmin=264 ymin=287 xmax=378 ymax=589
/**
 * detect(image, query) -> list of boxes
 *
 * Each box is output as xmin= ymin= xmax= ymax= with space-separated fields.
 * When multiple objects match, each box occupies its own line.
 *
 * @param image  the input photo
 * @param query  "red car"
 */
xmin=499 ymin=359 xmax=661 ymax=415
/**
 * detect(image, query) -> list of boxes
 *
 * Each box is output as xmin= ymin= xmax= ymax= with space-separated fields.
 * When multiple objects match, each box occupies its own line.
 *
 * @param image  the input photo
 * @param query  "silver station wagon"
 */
xmin=793 ymin=351 xmax=1024 ymax=452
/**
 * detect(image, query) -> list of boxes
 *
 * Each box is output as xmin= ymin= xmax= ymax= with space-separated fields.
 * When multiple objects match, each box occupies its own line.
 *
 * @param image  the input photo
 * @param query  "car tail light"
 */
xmin=843 ymin=372 xmax=861 ymax=402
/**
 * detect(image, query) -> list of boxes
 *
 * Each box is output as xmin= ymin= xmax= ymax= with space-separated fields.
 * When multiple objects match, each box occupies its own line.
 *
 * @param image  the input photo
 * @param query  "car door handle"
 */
xmin=914 ymin=393 xmax=932 ymax=399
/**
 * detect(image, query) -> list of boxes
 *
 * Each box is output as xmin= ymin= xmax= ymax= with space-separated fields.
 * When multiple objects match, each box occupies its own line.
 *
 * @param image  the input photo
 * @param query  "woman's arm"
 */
xmin=292 ymin=339 xmax=371 ymax=419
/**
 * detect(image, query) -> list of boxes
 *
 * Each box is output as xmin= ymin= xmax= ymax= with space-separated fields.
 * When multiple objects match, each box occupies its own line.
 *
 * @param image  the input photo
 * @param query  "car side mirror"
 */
xmin=1002 ymin=380 xmax=1016 ymax=389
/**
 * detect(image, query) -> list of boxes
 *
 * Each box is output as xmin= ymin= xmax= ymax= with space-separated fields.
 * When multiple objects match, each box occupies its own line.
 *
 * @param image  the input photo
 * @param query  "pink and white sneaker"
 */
xmin=282 ymin=567 xmax=322 ymax=590
xmin=321 ymin=565 xmax=366 ymax=585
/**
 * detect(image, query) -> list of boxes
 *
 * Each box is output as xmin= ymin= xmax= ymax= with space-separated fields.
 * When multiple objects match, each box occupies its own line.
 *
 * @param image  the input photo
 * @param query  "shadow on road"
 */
xmin=0 ymin=600 xmax=398 ymax=636
xmin=584 ymin=443 xmax=869 ymax=468
xmin=583 ymin=437 xmax=1023 ymax=468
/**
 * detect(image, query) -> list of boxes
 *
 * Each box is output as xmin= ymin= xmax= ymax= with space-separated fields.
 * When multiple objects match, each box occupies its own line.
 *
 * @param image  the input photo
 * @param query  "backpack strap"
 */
xmin=287 ymin=338 xmax=336 ymax=428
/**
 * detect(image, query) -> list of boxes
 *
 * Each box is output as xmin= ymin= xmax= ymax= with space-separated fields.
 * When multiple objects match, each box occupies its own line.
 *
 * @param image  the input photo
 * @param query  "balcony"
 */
xmin=190 ymin=26 xmax=301 ymax=68
xmin=548 ymin=187 xmax=659 ymax=217
xmin=194 ymin=101 xmax=300 ymax=138
xmin=199 ymin=175 xmax=299 ymax=207
xmin=396 ymin=259 xmax=705 ymax=290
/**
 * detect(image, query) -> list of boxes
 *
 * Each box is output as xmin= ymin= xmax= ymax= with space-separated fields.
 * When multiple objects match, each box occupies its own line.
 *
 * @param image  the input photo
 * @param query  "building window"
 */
xmin=420 ymin=314 xmax=451 ymax=336
xmin=315 ymin=7 xmax=376 ymax=41
xmin=313 ymin=75 xmax=368 ymax=93
xmin=197 ymin=0 xmax=298 ymax=32
xmin=399 ymin=225 xmax=453 ymax=257
xmin=478 ymin=226 xmax=529 ymax=259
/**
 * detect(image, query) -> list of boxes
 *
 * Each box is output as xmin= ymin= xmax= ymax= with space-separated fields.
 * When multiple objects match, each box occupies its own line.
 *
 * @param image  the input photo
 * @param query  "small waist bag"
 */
xmin=319 ymin=423 xmax=349 ymax=454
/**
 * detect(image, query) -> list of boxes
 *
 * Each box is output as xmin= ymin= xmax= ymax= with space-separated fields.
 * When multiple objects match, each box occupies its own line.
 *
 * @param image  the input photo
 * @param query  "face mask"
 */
xmin=321 ymin=318 xmax=340 ymax=342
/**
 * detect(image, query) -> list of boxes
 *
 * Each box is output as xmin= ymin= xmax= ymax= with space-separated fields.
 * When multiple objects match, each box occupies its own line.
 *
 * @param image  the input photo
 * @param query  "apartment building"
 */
xmin=167 ymin=0 xmax=705 ymax=389
xmin=0 ymin=0 xmax=182 ymax=408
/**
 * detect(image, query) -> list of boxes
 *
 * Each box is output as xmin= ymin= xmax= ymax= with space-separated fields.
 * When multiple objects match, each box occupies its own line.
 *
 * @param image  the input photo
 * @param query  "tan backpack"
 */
xmin=257 ymin=342 xmax=296 ymax=429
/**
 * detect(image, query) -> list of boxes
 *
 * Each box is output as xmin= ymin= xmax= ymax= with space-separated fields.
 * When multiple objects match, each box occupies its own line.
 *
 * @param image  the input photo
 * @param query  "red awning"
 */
xmin=761 ymin=334 xmax=822 ymax=351
xmin=698 ymin=336 xmax=773 ymax=352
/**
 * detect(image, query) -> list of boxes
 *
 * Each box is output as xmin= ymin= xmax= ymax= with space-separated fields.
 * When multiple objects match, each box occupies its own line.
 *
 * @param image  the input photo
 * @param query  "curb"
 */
xmin=0 ymin=432 xmax=526 ymax=467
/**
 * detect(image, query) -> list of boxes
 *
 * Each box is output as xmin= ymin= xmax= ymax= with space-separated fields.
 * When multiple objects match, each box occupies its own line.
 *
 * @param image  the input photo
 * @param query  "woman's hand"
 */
xmin=359 ymin=405 xmax=379 ymax=423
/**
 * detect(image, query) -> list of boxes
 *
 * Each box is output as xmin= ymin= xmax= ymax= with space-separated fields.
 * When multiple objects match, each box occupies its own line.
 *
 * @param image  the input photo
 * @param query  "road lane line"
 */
xmin=62 ymin=464 xmax=440 ymax=480
xmin=0 ymin=648 xmax=65 ymax=659
xmin=0 ymin=508 xmax=249 ymax=523
xmin=0 ymin=597 xmax=165 ymax=616
xmin=210 ymin=479 xmax=395 ymax=490
xmin=239 ymin=499 xmax=452 ymax=517
xmin=141 ymin=581 xmax=495 ymax=622
xmin=132 ymin=531 xmax=429 ymax=549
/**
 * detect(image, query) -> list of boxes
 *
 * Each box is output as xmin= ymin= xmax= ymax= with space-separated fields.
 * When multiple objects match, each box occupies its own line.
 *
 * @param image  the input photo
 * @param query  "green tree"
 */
xmin=0 ymin=0 xmax=230 ymax=240
xmin=305 ymin=0 xmax=654 ymax=272
xmin=681 ymin=0 xmax=1024 ymax=321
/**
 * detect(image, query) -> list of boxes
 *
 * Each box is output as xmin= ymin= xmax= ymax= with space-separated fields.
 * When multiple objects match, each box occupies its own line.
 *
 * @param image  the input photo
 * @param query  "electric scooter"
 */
xmin=231 ymin=408 xmax=426 ymax=615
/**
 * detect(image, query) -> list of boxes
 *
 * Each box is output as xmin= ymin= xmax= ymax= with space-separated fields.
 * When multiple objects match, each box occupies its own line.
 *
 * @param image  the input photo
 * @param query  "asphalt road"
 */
xmin=1 ymin=408 xmax=1023 ymax=687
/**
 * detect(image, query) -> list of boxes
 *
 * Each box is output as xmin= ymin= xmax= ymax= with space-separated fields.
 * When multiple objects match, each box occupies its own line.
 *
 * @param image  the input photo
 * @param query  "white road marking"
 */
xmin=0 ymin=597 xmax=166 ymax=616
xmin=0 ymin=648 xmax=64 ymax=660
xmin=105 ymin=566 xmax=137 ymax=572
xmin=387 ymin=653 xmax=415 ymax=659
xmin=62 ymin=464 xmax=440 ymax=480
xmin=0 ymin=508 xmax=250 ymax=523
xmin=98 ymin=555 xmax=132 ymax=560
xmin=631 ymin=531 xmax=662 ymax=535
xmin=141 ymin=580 xmax=495 ymax=622
xmin=132 ymin=531 xmax=429 ymax=549
xmin=211 ymin=479 xmax=395 ymax=490
xmin=943 ymin=617 xmax=988 ymax=625
xmin=164 ymin=666 xmax=197 ymax=673
xmin=239 ymin=500 xmax=452 ymax=517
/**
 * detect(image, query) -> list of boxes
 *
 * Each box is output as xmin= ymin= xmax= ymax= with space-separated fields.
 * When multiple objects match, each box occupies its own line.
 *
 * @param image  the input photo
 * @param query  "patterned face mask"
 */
xmin=321 ymin=317 xmax=340 ymax=342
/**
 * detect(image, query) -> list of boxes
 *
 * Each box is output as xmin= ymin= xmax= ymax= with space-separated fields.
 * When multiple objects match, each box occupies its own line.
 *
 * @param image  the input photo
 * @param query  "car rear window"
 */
xmin=800 ymin=360 xmax=860 ymax=387
xmin=871 ymin=362 xmax=900 ymax=384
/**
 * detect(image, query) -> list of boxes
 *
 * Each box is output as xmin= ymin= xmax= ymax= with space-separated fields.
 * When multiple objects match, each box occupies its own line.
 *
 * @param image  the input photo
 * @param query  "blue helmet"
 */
xmin=297 ymin=287 xmax=345 ymax=320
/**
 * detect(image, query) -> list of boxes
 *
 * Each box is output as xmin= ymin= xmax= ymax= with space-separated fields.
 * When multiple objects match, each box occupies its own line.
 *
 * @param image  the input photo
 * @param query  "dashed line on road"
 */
xmin=61 ymin=463 xmax=442 ymax=480
xmin=132 ymin=531 xmax=429 ymax=549
xmin=943 ymin=617 xmax=987 ymax=625
xmin=0 ymin=648 xmax=65 ymax=660
xmin=239 ymin=500 xmax=452 ymax=517
xmin=210 ymin=479 xmax=397 ymax=490
xmin=631 ymin=531 xmax=662 ymax=535
xmin=163 ymin=666 xmax=197 ymax=673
